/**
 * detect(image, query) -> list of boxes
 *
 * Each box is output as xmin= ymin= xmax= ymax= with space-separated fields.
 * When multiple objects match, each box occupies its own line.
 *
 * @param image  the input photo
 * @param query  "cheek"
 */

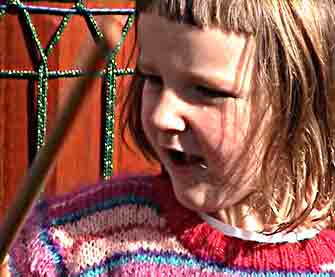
xmin=218 ymin=101 xmax=250 ymax=149
xmin=224 ymin=102 xmax=251 ymax=144
xmin=193 ymin=102 xmax=251 ymax=152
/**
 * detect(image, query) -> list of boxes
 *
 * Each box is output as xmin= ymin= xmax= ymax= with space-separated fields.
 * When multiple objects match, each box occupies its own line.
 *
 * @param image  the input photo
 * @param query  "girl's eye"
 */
xmin=138 ymin=71 xmax=163 ymax=87
xmin=195 ymin=85 xmax=234 ymax=99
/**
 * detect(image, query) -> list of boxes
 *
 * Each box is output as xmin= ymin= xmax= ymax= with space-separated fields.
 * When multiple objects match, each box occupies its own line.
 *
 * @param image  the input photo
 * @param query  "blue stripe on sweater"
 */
xmin=38 ymin=201 xmax=69 ymax=276
xmin=38 ymin=227 xmax=69 ymax=276
xmin=75 ymin=249 xmax=333 ymax=277
xmin=8 ymin=255 xmax=21 ymax=277
xmin=50 ymin=195 xmax=160 ymax=226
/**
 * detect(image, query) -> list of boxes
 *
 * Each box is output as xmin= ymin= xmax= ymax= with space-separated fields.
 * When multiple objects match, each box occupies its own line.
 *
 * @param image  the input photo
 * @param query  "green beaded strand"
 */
xmin=102 ymin=14 xmax=134 ymax=178
xmin=0 ymin=68 xmax=134 ymax=79
xmin=103 ymin=59 xmax=117 ymax=178
xmin=76 ymin=1 xmax=104 ymax=43
xmin=0 ymin=2 xmax=136 ymax=177
xmin=22 ymin=8 xmax=49 ymax=150
xmin=45 ymin=14 xmax=71 ymax=56
xmin=36 ymin=63 xmax=49 ymax=151
xmin=0 ymin=9 xmax=6 ymax=17
xmin=110 ymin=14 xmax=135 ymax=57
xmin=0 ymin=70 xmax=37 ymax=79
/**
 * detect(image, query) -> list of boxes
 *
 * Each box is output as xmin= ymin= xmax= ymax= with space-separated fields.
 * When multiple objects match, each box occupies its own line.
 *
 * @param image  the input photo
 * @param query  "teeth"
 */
xmin=168 ymin=149 xmax=207 ymax=168
xmin=200 ymin=163 xmax=208 ymax=169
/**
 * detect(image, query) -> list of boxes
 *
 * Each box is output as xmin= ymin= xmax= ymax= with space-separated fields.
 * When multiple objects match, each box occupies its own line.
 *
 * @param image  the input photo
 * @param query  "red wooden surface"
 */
xmin=0 ymin=1 xmax=160 ymax=219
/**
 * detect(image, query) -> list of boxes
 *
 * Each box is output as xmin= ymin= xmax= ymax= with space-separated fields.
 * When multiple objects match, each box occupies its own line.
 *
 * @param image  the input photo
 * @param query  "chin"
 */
xmin=172 ymin=182 xmax=244 ymax=215
xmin=173 ymin=187 xmax=226 ymax=213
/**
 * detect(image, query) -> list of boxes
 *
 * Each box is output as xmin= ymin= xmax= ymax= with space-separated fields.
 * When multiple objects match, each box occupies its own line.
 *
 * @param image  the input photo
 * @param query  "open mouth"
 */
xmin=166 ymin=149 xmax=207 ymax=168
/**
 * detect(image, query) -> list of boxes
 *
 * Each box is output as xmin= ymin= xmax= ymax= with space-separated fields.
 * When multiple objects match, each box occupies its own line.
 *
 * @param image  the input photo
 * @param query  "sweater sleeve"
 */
xmin=8 ymin=175 xmax=158 ymax=277
xmin=8 ymin=202 xmax=62 ymax=277
xmin=1 ymin=255 xmax=11 ymax=277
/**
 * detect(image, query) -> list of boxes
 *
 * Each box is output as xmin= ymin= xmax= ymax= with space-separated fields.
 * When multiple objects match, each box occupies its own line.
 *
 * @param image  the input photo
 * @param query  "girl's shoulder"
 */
xmin=9 ymin=174 xmax=171 ymax=276
xmin=41 ymin=174 xmax=163 ymax=221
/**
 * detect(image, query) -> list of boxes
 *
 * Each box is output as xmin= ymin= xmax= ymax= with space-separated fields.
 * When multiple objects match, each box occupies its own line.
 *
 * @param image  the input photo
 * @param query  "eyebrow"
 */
xmin=186 ymin=70 xmax=239 ymax=95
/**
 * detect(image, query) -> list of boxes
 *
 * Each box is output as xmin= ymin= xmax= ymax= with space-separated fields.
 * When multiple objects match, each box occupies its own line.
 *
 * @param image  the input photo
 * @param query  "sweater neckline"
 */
xmin=198 ymin=211 xmax=320 ymax=244
xmin=153 ymin=175 xmax=335 ymax=272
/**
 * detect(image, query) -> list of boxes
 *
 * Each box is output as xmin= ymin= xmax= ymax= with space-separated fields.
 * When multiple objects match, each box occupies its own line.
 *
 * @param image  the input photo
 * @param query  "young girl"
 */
xmin=7 ymin=0 xmax=335 ymax=276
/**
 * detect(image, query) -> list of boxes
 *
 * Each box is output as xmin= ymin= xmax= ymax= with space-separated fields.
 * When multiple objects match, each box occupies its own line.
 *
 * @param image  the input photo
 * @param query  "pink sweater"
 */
xmin=9 ymin=175 xmax=335 ymax=276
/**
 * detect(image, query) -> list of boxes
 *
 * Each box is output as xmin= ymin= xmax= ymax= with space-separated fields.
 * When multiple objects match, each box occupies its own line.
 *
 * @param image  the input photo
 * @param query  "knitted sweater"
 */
xmin=9 ymin=175 xmax=335 ymax=276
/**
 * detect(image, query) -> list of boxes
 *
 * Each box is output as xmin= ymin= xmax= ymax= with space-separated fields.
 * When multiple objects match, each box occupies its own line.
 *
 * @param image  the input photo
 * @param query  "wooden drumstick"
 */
xmin=0 ymin=40 xmax=109 ymax=264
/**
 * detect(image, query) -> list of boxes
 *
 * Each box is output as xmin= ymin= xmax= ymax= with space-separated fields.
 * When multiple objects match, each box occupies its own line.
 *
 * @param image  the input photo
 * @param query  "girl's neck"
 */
xmin=213 ymin=203 xmax=265 ymax=233
xmin=212 ymin=202 xmax=329 ymax=235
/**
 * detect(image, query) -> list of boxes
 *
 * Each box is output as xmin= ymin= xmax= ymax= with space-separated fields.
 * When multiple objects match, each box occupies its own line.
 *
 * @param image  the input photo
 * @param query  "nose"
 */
xmin=151 ymin=88 xmax=187 ymax=133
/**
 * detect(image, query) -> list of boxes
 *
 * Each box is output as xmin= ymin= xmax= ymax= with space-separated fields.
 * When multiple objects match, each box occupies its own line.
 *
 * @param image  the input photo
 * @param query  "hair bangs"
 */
xmin=136 ymin=0 xmax=260 ymax=34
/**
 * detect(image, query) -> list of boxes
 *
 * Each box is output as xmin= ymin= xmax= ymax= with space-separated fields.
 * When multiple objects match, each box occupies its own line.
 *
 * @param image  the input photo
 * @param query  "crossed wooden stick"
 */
xmin=0 ymin=40 xmax=110 ymax=264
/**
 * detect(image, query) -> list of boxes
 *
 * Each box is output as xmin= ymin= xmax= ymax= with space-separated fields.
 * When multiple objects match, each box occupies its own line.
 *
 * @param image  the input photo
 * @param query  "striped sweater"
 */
xmin=9 ymin=175 xmax=335 ymax=276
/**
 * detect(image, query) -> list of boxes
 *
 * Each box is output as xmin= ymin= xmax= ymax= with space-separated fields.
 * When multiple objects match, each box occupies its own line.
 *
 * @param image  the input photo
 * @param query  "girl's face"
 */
xmin=139 ymin=13 xmax=258 ymax=214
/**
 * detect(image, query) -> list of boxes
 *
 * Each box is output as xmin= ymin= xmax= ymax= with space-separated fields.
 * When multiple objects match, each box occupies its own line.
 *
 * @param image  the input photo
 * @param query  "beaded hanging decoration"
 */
xmin=0 ymin=0 xmax=135 ymax=179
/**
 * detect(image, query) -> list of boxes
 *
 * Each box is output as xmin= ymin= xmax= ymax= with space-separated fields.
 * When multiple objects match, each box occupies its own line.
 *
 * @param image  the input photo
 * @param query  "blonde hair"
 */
xmin=121 ymin=0 xmax=335 ymax=232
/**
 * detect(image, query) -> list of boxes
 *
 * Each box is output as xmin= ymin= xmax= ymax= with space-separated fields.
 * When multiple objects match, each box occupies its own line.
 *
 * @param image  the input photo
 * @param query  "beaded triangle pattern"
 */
xmin=0 ymin=0 xmax=135 ymax=178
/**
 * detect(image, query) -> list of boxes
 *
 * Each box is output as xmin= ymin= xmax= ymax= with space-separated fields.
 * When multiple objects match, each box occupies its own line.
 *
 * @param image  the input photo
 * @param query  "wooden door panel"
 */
xmin=0 ymin=1 xmax=160 ymax=219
